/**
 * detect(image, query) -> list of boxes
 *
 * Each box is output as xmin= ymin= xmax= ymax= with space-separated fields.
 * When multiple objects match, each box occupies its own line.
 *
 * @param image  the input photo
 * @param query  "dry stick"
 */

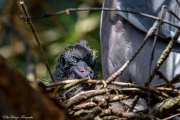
xmin=120 ymin=112 xmax=156 ymax=120
xmin=176 ymin=0 xmax=180 ymax=7
xmin=164 ymin=6 xmax=180 ymax=21
xmin=162 ymin=113 xmax=180 ymax=120
xmin=46 ymin=78 xmax=89 ymax=88
xmin=22 ymin=7 xmax=180 ymax=29
xmin=156 ymin=71 xmax=175 ymax=88
xmin=63 ymin=78 xmax=89 ymax=89
xmin=149 ymin=6 xmax=165 ymax=77
xmin=64 ymin=87 xmax=167 ymax=109
xmin=47 ymin=79 xmax=92 ymax=87
xmin=73 ymin=106 xmax=102 ymax=118
xmin=154 ymin=73 xmax=180 ymax=87
xmin=64 ymin=87 xmax=157 ymax=109
xmin=156 ymin=87 xmax=179 ymax=92
xmin=72 ymin=95 xmax=128 ymax=116
xmin=73 ymin=102 xmax=97 ymax=110
xmin=106 ymin=81 xmax=170 ymax=98
xmin=52 ymin=85 xmax=61 ymax=97
xmin=64 ymin=88 xmax=111 ymax=108
xmin=126 ymin=95 xmax=139 ymax=112
xmin=147 ymin=6 xmax=167 ymax=115
xmin=100 ymin=109 xmax=154 ymax=119
xmin=83 ymin=107 xmax=103 ymax=120
xmin=156 ymin=71 xmax=170 ymax=83
xmin=155 ymin=82 xmax=180 ymax=88
xmin=152 ymin=95 xmax=180 ymax=117
xmin=102 ymin=116 xmax=123 ymax=120
xmin=145 ymin=6 xmax=180 ymax=87
xmin=106 ymin=20 xmax=160 ymax=83
xmin=144 ymin=29 xmax=180 ymax=87
xmin=74 ymin=103 xmax=156 ymax=119
xmin=19 ymin=1 xmax=55 ymax=83
xmin=153 ymin=6 xmax=180 ymax=88
xmin=171 ymin=74 xmax=180 ymax=84
xmin=46 ymin=79 xmax=170 ymax=98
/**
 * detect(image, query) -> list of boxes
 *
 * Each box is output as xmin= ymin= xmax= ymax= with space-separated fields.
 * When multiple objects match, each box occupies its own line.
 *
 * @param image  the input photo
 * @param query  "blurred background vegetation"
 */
xmin=0 ymin=0 xmax=103 ymax=81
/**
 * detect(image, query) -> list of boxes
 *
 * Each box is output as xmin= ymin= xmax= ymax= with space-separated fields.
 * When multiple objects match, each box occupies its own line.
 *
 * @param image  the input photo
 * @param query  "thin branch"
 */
xmin=154 ymin=74 xmax=180 ymax=87
xmin=149 ymin=5 xmax=165 ymax=77
xmin=164 ymin=6 xmax=180 ymax=21
xmin=126 ymin=96 xmax=139 ymax=112
xmin=162 ymin=113 xmax=180 ymax=120
xmin=19 ymin=1 xmax=55 ymax=83
xmin=176 ymin=0 xmax=180 ymax=7
xmin=106 ymin=20 xmax=160 ymax=83
xmin=156 ymin=71 xmax=175 ymax=88
xmin=152 ymin=95 xmax=180 ymax=117
xmin=144 ymin=28 xmax=180 ymax=87
xmin=20 ymin=7 xmax=180 ymax=29
xmin=64 ymin=88 xmax=111 ymax=108
xmin=120 ymin=112 xmax=156 ymax=119
xmin=73 ymin=102 xmax=97 ymax=110
xmin=171 ymin=74 xmax=180 ymax=84
xmin=46 ymin=79 xmax=170 ymax=99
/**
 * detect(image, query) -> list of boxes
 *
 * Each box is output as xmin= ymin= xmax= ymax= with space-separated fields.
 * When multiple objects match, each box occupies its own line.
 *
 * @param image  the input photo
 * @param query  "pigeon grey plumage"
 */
xmin=100 ymin=0 xmax=180 ymax=86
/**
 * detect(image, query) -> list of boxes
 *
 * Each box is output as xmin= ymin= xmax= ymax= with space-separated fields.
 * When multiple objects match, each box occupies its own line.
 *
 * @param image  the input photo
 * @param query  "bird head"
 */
xmin=53 ymin=40 xmax=97 ymax=82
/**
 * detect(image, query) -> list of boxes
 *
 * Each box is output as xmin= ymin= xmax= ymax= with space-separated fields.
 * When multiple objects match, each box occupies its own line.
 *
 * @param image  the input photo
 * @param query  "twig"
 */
xmin=91 ymin=94 xmax=128 ymax=106
xmin=52 ymin=85 xmax=61 ymax=97
xmin=73 ymin=106 xmax=102 ymax=119
xmin=106 ymin=20 xmax=161 ymax=83
xmin=162 ymin=113 xmax=180 ymax=120
xmin=73 ymin=102 xmax=97 ymax=110
xmin=149 ymin=5 xmax=165 ymax=77
xmin=46 ymin=79 xmax=170 ymax=99
xmin=177 ymin=0 xmax=180 ymax=7
xmin=120 ymin=112 xmax=156 ymax=119
xmin=144 ymin=28 xmax=180 ymax=87
xmin=154 ymin=74 xmax=180 ymax=87
xmin=46 ymin=78 xmax=89 ymax=88
xmin=19 ymin=1 xmax=55 ymax=83
xmin=152 ymin=95 xmax=180 ymax=117
xmin=111 ymin=81 xmax=169 ymax=99
xmin=64 ymin=87 xmax=162 ymax=109
xmin=63 ymin=78 xmax=89 ymax=89
xmin=20 ymin=7 xmax=180 ymax=29
xmin=126 ymin=96 xmax=139 ymax=112
xmin=116 ymin=88 xmax=168 ymax=99
xmin=156 ymin=71 xmax=175 ymax=88
xmin=171 ymin=74 xmax=180 ymax=84
xmin=164 ymin=6 xmax=180 ymax=21
xmin=149 ymin=6 xmax=180 ymax=88
xmin=64 ymin=88 xmax=111 ymax=108
xmin=102 ymin=116 xmax=125 ymax=120
xmin=82 ymin=107 xmax=102 ymax=120
xmin=156 ymin=87 xmax=179 ymax=93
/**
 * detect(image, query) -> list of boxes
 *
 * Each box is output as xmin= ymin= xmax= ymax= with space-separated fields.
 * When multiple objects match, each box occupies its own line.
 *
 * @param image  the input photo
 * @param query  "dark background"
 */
xmin=0 ymin=0 xmax=103 ymax=81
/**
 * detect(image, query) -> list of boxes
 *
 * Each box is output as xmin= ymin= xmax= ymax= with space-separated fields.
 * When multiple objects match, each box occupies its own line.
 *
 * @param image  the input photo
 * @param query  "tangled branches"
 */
xmin=45 ymin=77 xmax=180 ymax=120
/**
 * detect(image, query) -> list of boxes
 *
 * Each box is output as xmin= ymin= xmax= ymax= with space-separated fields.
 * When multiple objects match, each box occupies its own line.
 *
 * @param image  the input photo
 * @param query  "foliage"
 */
xmin=0 ymin=0 xmax=103 ymax=80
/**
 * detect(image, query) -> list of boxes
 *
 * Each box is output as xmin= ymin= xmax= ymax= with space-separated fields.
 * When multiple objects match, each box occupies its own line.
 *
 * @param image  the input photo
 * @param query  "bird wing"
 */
xmin=116 ymin=0 xmax=180 ymax=43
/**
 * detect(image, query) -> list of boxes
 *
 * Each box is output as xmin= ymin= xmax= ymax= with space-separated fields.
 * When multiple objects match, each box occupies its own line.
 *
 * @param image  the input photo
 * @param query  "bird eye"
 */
xmin=72 ymin=56 xmax=80 ymax=63
xmin=60 ymin=57 xmax=68 ymax=67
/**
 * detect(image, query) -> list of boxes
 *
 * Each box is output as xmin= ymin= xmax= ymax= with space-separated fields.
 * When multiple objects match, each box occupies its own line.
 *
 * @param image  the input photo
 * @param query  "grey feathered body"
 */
xmin=101 ymin=0 xmax=180 ymax=86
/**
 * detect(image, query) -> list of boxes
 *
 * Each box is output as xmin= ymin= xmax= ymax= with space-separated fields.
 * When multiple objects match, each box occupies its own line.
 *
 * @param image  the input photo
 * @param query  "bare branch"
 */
xmin=20 ymin=7 xmax=180 ymax=29
xmin=144 ymin=28 xmax=180 ymax=87
xmin=106 ymin=20 xmax=160 ymax=83
xmin=19 ymin=1 xmax=55 ymax=83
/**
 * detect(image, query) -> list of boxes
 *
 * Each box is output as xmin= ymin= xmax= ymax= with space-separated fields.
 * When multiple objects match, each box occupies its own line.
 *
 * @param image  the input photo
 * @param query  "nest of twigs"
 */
xmin=45 ymin=76 xmax=180 ymax=120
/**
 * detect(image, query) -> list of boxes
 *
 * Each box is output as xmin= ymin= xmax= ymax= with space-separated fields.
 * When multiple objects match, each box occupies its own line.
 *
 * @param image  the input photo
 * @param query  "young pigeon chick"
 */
xmin=53 ymin=40 xmax=97 ymax=100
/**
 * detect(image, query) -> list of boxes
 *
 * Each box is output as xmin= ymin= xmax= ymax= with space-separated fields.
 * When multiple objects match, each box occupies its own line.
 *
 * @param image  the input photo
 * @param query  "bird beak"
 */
xmin=72 ymin=62 xmax=94 ymax=79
